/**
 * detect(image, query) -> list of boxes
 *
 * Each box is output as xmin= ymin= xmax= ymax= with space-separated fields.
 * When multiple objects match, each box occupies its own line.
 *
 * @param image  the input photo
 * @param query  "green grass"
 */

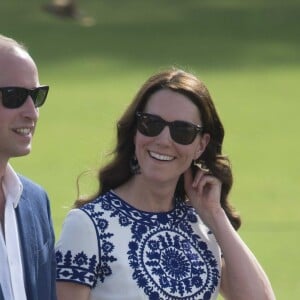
xmin=2 ymin=0 xmax=300 ymax=298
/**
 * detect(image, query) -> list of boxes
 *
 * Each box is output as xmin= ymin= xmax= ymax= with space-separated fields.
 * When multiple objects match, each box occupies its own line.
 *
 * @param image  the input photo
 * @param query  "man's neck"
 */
xmin=0 ymin=159 xmax=7 ymax=233
xmin=0 ymin=179 xmax=5 ymax=235
xmin=0 ymin=160 xmax=7 ymax=190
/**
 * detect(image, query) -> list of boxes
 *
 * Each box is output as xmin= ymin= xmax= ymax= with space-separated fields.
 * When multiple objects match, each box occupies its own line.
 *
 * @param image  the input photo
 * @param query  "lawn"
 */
xmin=2 ymin=0 xmax=300 ymax=298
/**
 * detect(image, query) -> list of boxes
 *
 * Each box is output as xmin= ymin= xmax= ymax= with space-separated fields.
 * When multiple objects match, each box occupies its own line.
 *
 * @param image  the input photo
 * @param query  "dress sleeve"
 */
xmin=55 ymin=208 xmax=99 ymax=288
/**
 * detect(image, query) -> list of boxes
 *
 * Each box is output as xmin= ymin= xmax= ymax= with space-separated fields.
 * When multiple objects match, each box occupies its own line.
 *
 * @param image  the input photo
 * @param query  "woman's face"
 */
xmin=134 ymin=89 xmax=210 ymax=186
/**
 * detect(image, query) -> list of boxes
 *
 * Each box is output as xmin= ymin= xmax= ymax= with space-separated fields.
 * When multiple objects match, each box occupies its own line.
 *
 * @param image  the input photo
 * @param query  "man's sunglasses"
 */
xmin=0 ymin=86 xmax=49 ymax=109
xmin=136 ymin=112 xmax=204 ymax=145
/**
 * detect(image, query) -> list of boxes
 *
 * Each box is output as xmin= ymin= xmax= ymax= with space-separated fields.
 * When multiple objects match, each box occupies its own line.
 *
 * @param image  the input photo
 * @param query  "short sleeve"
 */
xmin=55 ymin=209 xmax=99 ymax=287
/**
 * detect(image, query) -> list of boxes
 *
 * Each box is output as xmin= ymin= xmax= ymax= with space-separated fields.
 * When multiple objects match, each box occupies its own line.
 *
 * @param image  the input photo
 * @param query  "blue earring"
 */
xmin=130 ymin=154 xmax=141 ymax=175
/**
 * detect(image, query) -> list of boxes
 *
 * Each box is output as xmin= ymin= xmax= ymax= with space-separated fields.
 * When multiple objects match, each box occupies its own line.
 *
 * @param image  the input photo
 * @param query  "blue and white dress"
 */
xmin=56 ymin=191 xmax=222 ymax=300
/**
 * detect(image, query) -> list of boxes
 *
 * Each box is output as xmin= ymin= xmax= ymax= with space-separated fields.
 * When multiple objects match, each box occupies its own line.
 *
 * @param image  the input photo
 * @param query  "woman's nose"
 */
xmin=155 ymin=125 xmax=173 ymax=144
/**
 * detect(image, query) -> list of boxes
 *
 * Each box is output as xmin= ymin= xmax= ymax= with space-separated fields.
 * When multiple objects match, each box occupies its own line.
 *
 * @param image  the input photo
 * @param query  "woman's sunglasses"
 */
xmin=0 ymin=86 xmax=49 ymax=109
xmin=136 ymin=112 xmax=204 ymax=145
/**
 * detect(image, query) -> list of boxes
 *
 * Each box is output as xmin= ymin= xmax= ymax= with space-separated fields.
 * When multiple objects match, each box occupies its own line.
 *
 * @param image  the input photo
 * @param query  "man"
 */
xmin=0 ymin=34 xmax=56 ymax=299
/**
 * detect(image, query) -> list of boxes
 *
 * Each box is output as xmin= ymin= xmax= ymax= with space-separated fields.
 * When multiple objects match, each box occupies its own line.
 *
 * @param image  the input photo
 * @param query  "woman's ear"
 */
xmin=194 ymin=133 xmax=210 ymax=160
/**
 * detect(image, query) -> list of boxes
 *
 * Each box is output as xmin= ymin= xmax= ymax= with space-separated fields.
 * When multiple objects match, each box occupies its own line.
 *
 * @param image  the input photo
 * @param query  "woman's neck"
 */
xmin=114 ymin=176 xmax=176 ymax=213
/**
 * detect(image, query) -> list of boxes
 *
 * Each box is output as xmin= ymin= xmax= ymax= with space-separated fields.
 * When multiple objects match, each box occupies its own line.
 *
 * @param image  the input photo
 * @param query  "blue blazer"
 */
xmin=0 ymin=175 xmax=57 ymax=300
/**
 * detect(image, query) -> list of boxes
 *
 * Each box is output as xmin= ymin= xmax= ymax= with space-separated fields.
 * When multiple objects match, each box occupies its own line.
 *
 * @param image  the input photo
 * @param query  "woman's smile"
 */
xmin=148 ymin=150 xmax=175 ymax=162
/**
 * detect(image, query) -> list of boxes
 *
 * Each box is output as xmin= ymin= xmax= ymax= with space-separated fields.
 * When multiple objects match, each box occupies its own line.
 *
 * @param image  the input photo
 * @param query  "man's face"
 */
xmin=0 ymin=48 xmax=40 ymax=166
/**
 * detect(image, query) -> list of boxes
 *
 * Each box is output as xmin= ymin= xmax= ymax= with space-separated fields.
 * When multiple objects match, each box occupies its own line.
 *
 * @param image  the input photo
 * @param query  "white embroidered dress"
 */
xmin=56 ymin=191 xmax=221 ymax=300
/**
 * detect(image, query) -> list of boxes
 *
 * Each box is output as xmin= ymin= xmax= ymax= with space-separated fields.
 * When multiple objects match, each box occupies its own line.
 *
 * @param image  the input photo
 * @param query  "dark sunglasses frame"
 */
xmin=136 ymin=112 xmax=204 ymax=145
xmin=0 ymin=85 xmax=49 ymax=109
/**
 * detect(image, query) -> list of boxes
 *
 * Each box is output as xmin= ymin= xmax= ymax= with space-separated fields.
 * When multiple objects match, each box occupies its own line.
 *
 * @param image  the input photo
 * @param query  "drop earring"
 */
xmin=193 ymin=159 xmax=210 ymax=173
xmin=130 ymin=154 xmax=141 ymax=175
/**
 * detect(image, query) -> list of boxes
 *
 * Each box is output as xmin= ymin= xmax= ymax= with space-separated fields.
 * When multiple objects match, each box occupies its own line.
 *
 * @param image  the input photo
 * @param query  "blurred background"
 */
xmin=2 ymin=0 xmax=299 ymax=298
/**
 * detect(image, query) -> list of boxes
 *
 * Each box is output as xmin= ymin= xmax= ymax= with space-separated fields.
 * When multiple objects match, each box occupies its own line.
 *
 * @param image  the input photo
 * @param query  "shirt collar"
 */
xmin=2 ymin=164 xmax=23 ymax=208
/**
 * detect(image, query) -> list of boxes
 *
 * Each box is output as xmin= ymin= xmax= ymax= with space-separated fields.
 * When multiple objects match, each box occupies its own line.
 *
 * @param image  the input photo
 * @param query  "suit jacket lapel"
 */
xmin=16 ymin=185 xmax=38 ymax=299
xmin=0 ymin=285 xmax=4 ymax=300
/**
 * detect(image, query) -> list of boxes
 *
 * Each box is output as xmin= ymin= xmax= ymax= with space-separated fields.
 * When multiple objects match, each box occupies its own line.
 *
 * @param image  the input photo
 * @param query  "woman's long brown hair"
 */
xmin=74 ymin=68 xmax=241 ymax=230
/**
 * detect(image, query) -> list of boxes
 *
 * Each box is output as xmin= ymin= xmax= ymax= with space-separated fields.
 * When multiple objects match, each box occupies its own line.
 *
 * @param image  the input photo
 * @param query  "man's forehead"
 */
xmin=0 ymin=45 xmax=29 ymax=61
xmin=0 ymin=48 xmax=38 ymax=87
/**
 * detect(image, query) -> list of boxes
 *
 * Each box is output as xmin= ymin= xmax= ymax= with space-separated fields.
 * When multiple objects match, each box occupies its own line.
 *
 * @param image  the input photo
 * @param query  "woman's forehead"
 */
xmin=144 ymin=89 xmax=201 ymax=122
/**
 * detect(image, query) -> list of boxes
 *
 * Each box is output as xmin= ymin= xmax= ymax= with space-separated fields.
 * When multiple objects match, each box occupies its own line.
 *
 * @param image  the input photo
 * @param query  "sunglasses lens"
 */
xmin=2 ymin=88 xmax=27 ymax=108
xmin=34 ymin=87 xmax=48 ymax=107
xmin=171 ymin=121 xmax=197 ymax=145
xmin=137 ymin=114 xmax=164 ymax=137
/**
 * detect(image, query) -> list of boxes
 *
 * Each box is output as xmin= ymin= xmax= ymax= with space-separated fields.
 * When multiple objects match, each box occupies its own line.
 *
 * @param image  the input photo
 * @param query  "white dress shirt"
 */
xmin=0 ymin=164 xmax=27 ymax=300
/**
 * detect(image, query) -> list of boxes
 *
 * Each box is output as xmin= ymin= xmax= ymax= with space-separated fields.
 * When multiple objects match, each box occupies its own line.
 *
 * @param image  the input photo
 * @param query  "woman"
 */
xmin=56 ymin=69 xmax=275 ymax=299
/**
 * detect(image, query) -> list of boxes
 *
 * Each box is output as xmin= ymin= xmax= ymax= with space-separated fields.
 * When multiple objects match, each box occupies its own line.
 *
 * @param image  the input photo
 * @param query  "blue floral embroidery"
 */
xmin=56 ymin=191 xmax=220 ymax=298
xmin=74 ymin=251 xmax=88 ymax=266
xmin=56 ymin=204 xmax=117 ymax=287
xmin=127 ymin=227 xmax=219 ymax=299
xmin=100 ymin=192 xmax=220 ymax=299
xmin=56 ymin=250 xmax=98 ymax=285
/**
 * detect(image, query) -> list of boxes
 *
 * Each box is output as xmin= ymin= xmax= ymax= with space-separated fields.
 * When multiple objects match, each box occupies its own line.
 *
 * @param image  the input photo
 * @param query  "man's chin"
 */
xmin=13 ymin=148 xmax=32 ymax=158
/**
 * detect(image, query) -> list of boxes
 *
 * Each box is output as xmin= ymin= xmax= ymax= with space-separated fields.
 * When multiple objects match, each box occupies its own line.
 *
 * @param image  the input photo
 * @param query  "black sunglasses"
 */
xmin=136 ymin=112 xmax=204 ymax=145
xmin=0 ymin=86 xmax=49 ymax=109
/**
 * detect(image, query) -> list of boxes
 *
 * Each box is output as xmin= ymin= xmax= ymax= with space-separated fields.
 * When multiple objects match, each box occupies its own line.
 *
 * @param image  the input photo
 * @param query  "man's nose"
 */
xmin=20 ymin=96 xmax=39 ymax=121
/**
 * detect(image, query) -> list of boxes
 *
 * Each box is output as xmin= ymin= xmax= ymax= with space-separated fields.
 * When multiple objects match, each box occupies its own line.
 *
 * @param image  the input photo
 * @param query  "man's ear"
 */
xmin=194 ymin=133 xmax=210 ymax=160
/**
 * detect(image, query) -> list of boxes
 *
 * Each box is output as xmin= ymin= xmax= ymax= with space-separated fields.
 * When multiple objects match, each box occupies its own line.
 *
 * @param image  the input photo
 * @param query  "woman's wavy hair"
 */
xmin=75 ymin=68 xmax=241 ymax=230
